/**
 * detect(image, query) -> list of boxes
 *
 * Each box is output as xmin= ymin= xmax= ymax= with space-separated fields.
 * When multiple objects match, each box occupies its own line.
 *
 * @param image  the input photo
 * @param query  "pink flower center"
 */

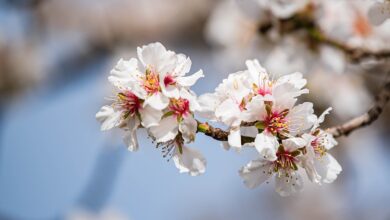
xmin=143 ymin=68 xmax=160 ymax=95
xmin=257 ymin=87 xmax=272 ymax=96
xmin=164 ymin=75 xmax=176 ymax=87
xmin=118 ymin=91 xmax=141 ymax=117
xmin=169 ymin=98 xmax=190 ymax=118
xmin=264 ymin=111 xmax=288 ymax=134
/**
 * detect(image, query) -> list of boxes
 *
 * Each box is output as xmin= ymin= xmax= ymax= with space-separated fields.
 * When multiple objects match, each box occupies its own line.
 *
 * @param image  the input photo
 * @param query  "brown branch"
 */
xmin=197 ymin=78 xmax=389 ymax=141
xmin=196 ymin=121 xmax=255 ymax=144
xmin=258 ymin=11 xmax=390 ymax=63
xmin=307 ymin=29 xmax=390 ymax=63
xmin=327 ymin=80 xmax=390 ymax=138
xmin=197 ymin=78 xmax=389 ymax=142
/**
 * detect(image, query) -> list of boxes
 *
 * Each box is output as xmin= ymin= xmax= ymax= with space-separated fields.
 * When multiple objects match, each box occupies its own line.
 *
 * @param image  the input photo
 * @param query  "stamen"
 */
xmin=115 ymin=91 xmax=141 ymax=118
xmin=169 ymin=98 xmax=190 ymax=118
xmin=142 ymin=67 xmax=161 ymax=94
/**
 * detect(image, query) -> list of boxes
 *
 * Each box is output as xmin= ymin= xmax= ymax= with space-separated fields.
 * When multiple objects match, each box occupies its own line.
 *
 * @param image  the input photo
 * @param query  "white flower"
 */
xmin=96 ymin=58 xmax=163 ymax=151
xmin=245 ymin=59 xmax=308 ymax=109
xmin=198 ymin=70 xmax=252 ymax=149
xmin=239 ymin=137 xmax=306 ymax=196
xmin=149 ymin=89 xmax=199 ymax=143
xmin=301 ymin=108 xmax=342 ymax=185
xmin=244 ymin=97 xmax=316 ymax=138
xmin=96 ymin=42 xmax=204 ymax=162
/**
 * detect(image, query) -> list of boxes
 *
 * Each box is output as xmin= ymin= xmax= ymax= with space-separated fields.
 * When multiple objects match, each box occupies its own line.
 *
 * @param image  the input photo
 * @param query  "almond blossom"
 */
xmin=239 ymin=137 xmax=307 ymax=196
xmin=198 ymin=70 xmax=252 ymax=149
xmin=301 ymin=108 xmax=342 ymax=185
xmin=96 ymin=42 xmax=206 ymax=176
xmin=97 ymin=43 xmax=343 ymax=195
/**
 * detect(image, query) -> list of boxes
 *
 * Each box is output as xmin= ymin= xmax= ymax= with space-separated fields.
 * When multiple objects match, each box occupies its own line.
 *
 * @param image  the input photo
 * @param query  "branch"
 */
xmin=196 ymin=121 xmax=255 ymax=144
xmin=258 ymin=12 xmax=390 ymax=63
xmin=197 ymin=78 xmax=389 ymax=141
xmin=307 ymin=29 xmax=390 ymax=63
xmin=327 ymin=79 xmax=390 ymax=138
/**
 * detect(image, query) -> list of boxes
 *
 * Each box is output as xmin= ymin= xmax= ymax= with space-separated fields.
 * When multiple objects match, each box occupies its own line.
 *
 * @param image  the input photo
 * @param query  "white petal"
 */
xmin=239 ymin=159 xmax=273 ymax=189
xmin=272 ymin=83 xmax=303 ymax=111
xmin=215 ymin=99 xmax=242 ymax=127
xmin=228 ymin=127 xmax=242 ymax=149
xmin=312 ymin=107 xmax=332 ymax=131
xmin=301 ymin=156 xmax=322 ymax=185
xmin=286 ymin=102 xmax=316 ymax=136
xmin=254 ymin=133 xmax=279 ymax=161
xmin=282 ymin=137 xmax=306 ymax=152
xmin=179 ymin=116 xmax=197 ymax=143
xmin=215 ymin=71 xmax=251 ymax=101
xmin=274 ymin=171 xmax=304 ymax=197
xmin=174 ymin=54 xmax=192 ymax=76
xmin=314 ymin=154 xmax=342 ymax=184
xmin=275 ymin=72 xmax=307 ymax=89
xmin=172 ymin=145 xmax=206 ymax=176
xmin=321 ymin=131 xmax=338 ymax=150
xmin=161 ymin=85 xmax=180 ymax=99
xmin=242 ymin=96 xmax=267 ymax=122
xmin=143 ymin=92 xmax=169 ymax=110
xmin=137 ymin=42 xmax=176 ymax=73
xmin=139 ymin=105 xmax=163 ymax=128
xmin=96 ymin=106 xmax=123 ymax=131
xmin=240 ymin=126 xmax=258 ymax=137
xmin=176 ymin=70 xmax=204 ymax=87
xmin=108 ymin=58 xmax=140 ymax=88
xmin=123 ymin=117 xmax=140 ymax=152
xmin=149 ymin=116 xmax=178 ymax=143
xmin=197 ymin=93 xmax=220 ymax=119
xmin=245 ymin=59 xmax=268 ymax=82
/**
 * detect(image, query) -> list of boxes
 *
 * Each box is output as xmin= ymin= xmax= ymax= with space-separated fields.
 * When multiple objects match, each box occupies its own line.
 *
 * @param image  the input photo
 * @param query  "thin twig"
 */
xmin=327 ymin=79 xmax=390 ymax=138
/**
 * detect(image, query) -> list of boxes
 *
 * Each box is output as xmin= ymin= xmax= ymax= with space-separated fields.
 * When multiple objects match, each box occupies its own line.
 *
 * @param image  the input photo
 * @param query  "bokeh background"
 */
xmin=0 ymin=0 xmax=390 ymax=219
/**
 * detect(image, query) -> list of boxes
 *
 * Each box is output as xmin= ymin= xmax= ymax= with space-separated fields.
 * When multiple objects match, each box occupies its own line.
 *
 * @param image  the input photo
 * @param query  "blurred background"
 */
xmin=0 ymin=0 xmax=390 ymax=219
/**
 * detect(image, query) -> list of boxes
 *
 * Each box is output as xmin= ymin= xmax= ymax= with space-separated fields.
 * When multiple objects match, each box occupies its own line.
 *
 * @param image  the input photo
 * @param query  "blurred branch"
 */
xmin=327 ymin=78 xmax=390 ymax=138
xmin=258 ymin=9 xmax=390 ymax=63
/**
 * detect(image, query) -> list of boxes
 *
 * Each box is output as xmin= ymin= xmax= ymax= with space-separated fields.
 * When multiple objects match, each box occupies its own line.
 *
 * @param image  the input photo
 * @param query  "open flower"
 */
xmin=96 ymin=43 xmax=206 ymax=176
xmin=245 ymin=59 xmax=308 ymax=109
xmin=149 ymin=89 xmax=199 ymax=143
xmin=301 ymin=108 xmax=342 ymax=184
xmin=198 ymin=70 xmax=252 ymax=149
xmin=96 ymin=58 xmax=163 ymax=151
xmin=239 ymin=137 xmax=307 ymax=196
xmin=159 ymin=53 xmax=204 ymax=98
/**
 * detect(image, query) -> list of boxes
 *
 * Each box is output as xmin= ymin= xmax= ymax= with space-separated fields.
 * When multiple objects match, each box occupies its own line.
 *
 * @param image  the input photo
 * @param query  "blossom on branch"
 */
xmin=96 ymin=43 xmax=342 ymax=196
xmin=96 ymin=42 xmax=206 ymax=176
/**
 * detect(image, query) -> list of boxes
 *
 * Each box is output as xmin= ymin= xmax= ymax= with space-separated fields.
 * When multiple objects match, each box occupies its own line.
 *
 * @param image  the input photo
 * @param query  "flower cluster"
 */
xmin=198 ymin=59 xmax=341 ymax=196
xmin=97 ymin=42 xmax=342 ymax=196
xmin=96 ymin=42 xmax=206 ymax=176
